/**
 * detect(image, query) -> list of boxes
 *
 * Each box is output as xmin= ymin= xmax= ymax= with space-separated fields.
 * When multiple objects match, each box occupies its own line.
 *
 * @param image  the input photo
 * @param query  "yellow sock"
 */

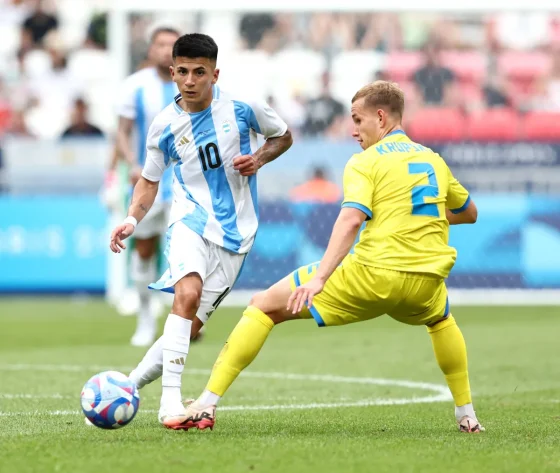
xmin=427 ymin=315 xmax=472 ymax=407
xmin=206 ymin=306 xmax=274 ymax=396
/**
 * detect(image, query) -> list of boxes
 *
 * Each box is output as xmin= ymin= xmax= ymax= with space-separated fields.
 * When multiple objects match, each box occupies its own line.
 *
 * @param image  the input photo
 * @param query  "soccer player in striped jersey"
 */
xmin=110 ymin=26 xmax=180 ymax=347
xmin=109 ymin=33 xmax=293 ymax=427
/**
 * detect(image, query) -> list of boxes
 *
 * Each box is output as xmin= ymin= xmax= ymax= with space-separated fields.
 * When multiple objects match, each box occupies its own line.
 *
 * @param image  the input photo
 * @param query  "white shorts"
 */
xmin=134 ymin=201 xmax=170 ymax=240
xmin=149 ymin=221 xmax=247 ymax=323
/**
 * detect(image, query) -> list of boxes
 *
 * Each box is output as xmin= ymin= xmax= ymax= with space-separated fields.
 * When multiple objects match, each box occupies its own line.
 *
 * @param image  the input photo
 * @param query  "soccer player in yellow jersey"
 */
xmin=174 ymin=81 xmax=483 ymax=433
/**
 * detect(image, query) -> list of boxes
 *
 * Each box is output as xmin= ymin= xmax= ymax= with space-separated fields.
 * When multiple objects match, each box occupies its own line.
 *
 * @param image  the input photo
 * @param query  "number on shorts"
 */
xmin=408 ymin=163 xmax=440 ymax=217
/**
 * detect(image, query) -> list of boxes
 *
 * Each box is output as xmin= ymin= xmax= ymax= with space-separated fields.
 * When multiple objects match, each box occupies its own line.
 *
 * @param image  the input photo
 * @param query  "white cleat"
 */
xmin=158 ymin=402 xmax=189 ymax=430
xmin=458 ymin=416 xmax=485 ymax=433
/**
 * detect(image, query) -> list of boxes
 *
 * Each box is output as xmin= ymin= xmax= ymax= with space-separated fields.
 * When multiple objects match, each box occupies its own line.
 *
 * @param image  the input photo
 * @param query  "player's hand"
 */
xmin=129 ymin=166 xmax=143 ymax=185
xmin=287 ymin=277 xmax=325 ymax=314
xmin=233 ymin=154 xmax=259 ymax=176
xmin=109 ymin=223 xmax=134 ymax=253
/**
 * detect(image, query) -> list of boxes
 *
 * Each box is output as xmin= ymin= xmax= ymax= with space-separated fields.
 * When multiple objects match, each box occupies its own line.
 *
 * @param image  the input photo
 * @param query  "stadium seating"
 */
xmin=466 ymin=109 xmax=521 ymax=141
xmin=498 ymin=51 xmax=552 ymax=81
xmin=385 ymin=51 xmax=423 ymax=82
xmin=407 ymin=108 xmax=466 ymax=142
xmin=523 ymin=112 xmax=560 ymax=141
xmin=440 ymin=50 xmax=487 ymax=85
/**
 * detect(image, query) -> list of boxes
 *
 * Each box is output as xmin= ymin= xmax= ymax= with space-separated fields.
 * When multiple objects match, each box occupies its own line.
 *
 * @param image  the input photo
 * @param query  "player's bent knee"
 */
xmin=173 ymin=275 xmax=203 ymax=316
xmin=249 ymin=287 xmax=296 ymax=325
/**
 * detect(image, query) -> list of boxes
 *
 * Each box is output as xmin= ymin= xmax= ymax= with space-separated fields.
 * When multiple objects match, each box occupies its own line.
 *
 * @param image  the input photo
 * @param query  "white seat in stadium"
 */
xmin=53 ymin=0 xmax=88 ymax=48
xmin=330 ymin=50 xmax=386 ymax=104
xmin=25 ymin=104 xmax=70 ymax=139
xmin=67 ymin=49 xmax=112 ymax=84
xmin=23 ymin=50 xmax=53 ymax=79
xmin=268 ymin=49 xmax=327 ymax=100
xmin=217 ymin=50 xmax=271 ymax=100
xmin=0 ymin=24 xmax=20 ymax=60
xmin=84 ymin=82 xmax=118 ymax=133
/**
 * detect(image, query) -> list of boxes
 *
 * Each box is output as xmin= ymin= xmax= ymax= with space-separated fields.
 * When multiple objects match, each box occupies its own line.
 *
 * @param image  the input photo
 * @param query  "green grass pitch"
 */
xmin=1 ymin=298 xmax=559 ymax=473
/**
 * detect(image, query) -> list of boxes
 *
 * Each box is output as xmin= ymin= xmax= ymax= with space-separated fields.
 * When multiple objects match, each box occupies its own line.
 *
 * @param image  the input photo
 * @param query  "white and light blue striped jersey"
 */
xmin=141 ymin=85 xmax=288 ymax=254
xmin=117 ymin=67 xmax=178 ymax=202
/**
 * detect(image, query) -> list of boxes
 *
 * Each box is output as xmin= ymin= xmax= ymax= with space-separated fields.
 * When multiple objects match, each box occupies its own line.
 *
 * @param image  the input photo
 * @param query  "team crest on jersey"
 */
xmin=222 ymin=120 xmax=232 ymax=133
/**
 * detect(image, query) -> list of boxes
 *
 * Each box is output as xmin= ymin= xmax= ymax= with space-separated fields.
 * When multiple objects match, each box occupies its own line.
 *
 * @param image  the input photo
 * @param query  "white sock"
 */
xmin=455 ymin=403 xmax=476 ymax=422
xmin=129 ymin=336 xmax=163 ymax=388
xmin=198 ymin=389 xmax=221 ymax=407
xmin=161 ymin=314 xmax=192 ymax=406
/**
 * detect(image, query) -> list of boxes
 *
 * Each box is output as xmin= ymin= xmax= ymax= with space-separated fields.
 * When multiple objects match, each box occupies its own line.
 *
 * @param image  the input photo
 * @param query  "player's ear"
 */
xmin=169 ymin=65 xmax=175 ymax=79
xmin=212 ymin=67 xmax=220 ymax=84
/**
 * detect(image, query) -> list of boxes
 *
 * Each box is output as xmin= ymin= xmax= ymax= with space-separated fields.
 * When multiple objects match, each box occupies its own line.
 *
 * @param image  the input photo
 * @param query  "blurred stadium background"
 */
xmin=1 ymin=0 xmax=560 ymax=304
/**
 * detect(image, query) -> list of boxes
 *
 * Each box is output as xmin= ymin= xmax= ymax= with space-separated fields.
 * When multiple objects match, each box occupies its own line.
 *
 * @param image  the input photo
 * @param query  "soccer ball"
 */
xmin=80 ymin=371 xmax=140 ymax=429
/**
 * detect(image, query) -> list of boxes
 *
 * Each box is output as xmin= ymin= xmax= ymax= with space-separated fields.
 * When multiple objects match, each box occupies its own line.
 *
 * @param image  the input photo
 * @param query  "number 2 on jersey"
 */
xmin=408 ymin=163 xmax=440 ymax=217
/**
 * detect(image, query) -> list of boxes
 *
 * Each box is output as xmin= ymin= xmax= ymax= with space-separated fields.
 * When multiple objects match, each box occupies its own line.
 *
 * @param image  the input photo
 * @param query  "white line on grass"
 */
xmin=0 ymin=363 xmax=452 ymax=417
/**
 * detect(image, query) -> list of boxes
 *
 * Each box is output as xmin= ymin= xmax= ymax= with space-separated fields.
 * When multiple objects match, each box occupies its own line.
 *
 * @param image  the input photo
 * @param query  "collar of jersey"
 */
xmin=385 ymin=129 xmax=406 ymax=138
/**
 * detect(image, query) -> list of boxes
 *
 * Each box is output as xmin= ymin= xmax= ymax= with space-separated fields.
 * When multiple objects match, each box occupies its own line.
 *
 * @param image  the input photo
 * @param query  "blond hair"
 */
xmin=351 ymin=81 xmax=405 ymax=119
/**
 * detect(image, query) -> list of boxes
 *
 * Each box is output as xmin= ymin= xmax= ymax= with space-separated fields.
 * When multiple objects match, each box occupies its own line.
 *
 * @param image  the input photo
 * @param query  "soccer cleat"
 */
xmin=183 ymin=400 xmax=216 ymax=430
xmin=160 ymin=399 xmax=215 ymax=431
xmin=458 ymin=416 xmax=485 ymax=433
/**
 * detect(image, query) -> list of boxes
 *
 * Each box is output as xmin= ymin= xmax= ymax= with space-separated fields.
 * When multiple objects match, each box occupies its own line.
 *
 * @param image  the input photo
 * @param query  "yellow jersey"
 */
xmin=342 ymin=129 xmax=470 ymax=278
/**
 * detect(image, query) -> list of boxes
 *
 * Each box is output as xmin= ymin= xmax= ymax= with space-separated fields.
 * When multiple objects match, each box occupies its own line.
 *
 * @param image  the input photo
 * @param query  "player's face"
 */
xmin=351 ymin=98 xmax=383 ymax=150
xmin=149 ymin=32 xmax=178 ymax=69
xmin=171 ymin=57 xmax=219 ymax=106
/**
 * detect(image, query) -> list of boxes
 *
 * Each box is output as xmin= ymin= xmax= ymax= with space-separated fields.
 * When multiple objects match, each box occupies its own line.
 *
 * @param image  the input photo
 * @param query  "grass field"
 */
xmin=1 ymin=298 xmax=559 ymax=473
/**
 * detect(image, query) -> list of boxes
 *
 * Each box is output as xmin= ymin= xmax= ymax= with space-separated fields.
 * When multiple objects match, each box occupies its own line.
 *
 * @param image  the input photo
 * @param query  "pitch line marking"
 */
xmin=0 ymin=363 xmax=452 ymax=417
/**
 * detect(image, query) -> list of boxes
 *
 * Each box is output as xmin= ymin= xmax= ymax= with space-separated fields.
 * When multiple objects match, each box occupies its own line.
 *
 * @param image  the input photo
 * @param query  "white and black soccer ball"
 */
xmin=80 ymin=371 xmax=140 ymax=429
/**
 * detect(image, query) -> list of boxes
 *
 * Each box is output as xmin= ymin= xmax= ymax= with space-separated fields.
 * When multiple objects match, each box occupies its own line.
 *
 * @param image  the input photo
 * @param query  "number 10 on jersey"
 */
xmin=198 ymin=143 xmax=222 ymax=171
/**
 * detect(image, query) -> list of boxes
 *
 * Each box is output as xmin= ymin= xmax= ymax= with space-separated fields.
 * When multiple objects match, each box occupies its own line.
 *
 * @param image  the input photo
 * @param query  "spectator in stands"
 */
xmin=413 ymin=43 xmax=456 ymax=107
xmin=289 ymin=166 xmax=342 ymax=204
xmin=85 ymin=13 xmax=107 ymax=49
xmin=239 ymin=13 xmax=276 ymax=49
xmin=20 ymin=0 xmax=58 ymax=50
xmin=483 ymin=73 xmax=511 ymax=108
xmin=302 ymin=72 xmax=346 ymax=137
xmin=60 ymin=98 xmax=103 ymax=139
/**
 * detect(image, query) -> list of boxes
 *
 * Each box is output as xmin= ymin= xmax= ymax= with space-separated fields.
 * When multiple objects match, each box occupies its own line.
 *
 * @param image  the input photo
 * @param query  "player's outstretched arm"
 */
xmin=288 ymin=207 xmax=366 ymax=313
xmin=446 ymin=199 xmax=478 ymax=225
xmin=109 ymin=177 xmax=159 ymax=253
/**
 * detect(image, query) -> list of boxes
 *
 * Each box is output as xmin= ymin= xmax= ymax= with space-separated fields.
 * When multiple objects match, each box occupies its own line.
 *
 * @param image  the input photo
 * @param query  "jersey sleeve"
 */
xmin=141 ymin=120 xmax=168 ymax=182
xmin=245 ymin=99 xmax=288 ymax=139
xmin=446 ymin=165 xmax=471 ymax=213
xmin=341 ymin=155 xmax=374 ymax=220
xmin=115 ymin=76 xmax=138 ymax=120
